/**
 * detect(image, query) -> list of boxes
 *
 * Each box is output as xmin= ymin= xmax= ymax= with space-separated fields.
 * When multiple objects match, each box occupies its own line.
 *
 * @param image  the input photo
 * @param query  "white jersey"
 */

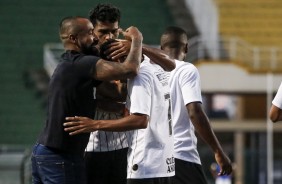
xmin=272 ymin=82 xmax=282 ymax=109
xmin=126 ymin=56 xmax=175 ymax=179
xmin=169 ymin=60 xmax=202 ymax=165
xmin=85 ymin=110 xmax=128 ymax=152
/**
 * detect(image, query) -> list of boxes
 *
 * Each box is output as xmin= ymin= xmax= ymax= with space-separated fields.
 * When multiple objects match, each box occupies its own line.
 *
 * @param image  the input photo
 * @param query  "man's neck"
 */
xmin=64 ymin=44 xmax=80 ymax=52
xmin=167 ymin=51 xmax=185 ymax=61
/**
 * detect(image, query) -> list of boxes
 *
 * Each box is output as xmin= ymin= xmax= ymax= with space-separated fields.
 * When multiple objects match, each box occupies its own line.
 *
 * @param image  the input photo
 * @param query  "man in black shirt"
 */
xmin=31 ymin=16 xmax=143 ymax=184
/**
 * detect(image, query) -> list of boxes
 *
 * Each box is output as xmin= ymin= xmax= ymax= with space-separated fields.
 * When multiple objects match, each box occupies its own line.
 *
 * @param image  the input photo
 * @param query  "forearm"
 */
xmin=142 ymin=44 xmax=175 ymax=71
xmin=97 ymin=114 xmax=148 ymax=132
xmin=188 ymin=104 xmax=233 ymax=175
xmin=94 ymin=38 xmax=142 ymax=81
xmin=190 ymin=109 xmax=224 ymax=154
xmin=64 ymin=114 xmax=148 ymax=135
xmin=121 ymin=38 xmax=143 ymax=77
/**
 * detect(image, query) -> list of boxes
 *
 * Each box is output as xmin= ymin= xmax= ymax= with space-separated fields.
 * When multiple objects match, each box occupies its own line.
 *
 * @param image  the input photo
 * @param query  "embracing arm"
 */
xmin=93 ymin=26 xmax=143 ymax=81
xmin=142 ymin=44 xmax=175 ymax=71
xmin=187 ymin=102 xmax=232 ymax=176
xmin=105 ymin=40 xmax=175 ymax=72
xmin=64 ymin=113 xmax=148 ymax=135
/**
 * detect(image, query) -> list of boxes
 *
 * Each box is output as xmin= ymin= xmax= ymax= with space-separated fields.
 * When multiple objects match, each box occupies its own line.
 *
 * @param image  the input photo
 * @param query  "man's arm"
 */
xmin=105 ymin=40 xmax=175 ymax=71
xmin=269 ymin=105 xmax=282 ymax=122
xmin=269 ymin=83 xmax=282 ymax=123
xmin=187 ymin=102 xmax=233 ymax=176
xmin=142 ymin=44 xmax=175 ymax=71
xmin=64 ymin=113 xmax=148 ymax=135
xmin=93 ymin=26 xmax=143 ymax=81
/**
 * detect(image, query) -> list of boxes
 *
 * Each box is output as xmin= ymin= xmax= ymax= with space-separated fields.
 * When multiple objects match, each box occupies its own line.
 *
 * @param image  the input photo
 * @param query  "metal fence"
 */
xmin=43 ymin=36 xmax=282 ymax=76
xmin=187 ymin=36 xmax=282 ymax=72
xmin=0 ymin=145 xmax=31 ymax=184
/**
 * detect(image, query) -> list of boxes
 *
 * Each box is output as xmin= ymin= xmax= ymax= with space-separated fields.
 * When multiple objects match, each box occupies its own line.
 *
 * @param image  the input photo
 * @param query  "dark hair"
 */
xmin=161 ymin=26 xmax=188 ymax=49
xmin=89 ymin=3 xmax=121 ymax=25
xmin=162 ymin=26 xmax=187 ymax=38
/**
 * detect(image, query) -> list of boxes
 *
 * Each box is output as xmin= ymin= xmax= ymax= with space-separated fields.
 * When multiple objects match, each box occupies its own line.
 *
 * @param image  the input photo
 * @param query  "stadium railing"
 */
xmin=187 ymin=36 xmax=282 ymax=73
xmin=0 ymin=145 xmax=31 ymax=184
xmin=43 ymin=36 xmax=282 ymax=76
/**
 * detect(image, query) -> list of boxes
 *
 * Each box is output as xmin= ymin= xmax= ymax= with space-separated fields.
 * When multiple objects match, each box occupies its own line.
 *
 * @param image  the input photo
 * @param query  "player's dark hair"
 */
xmin=163 ymin=26 xmax=187 ymax=37
xmin=89 ymin=3 xmax=121 ymax=26
xmin=161 ymin=26 xmax=188 ymax=49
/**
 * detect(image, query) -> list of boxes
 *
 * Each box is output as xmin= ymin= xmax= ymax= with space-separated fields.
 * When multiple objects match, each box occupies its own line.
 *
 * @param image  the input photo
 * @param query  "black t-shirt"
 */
xmin=38 ymin=50 xmax=101 ymax=155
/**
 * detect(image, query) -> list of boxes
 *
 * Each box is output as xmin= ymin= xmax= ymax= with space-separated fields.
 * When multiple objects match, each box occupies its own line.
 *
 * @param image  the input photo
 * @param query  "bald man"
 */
xmin=31 ymin=16 xmax=143 ymax=184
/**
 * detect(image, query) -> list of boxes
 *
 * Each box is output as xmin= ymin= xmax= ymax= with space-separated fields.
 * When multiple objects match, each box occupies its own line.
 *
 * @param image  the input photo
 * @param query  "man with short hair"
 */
xmin=160 ymin=26 xmax=233 ymax=184
xmin=85 ymin=5 xmax=129 ymax=184
xmin=84 ymin=4 xmax=175 ymax=184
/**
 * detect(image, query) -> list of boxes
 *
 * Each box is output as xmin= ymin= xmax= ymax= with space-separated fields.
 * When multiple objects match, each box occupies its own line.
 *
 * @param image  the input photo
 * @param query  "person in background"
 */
xmin=160 ymin=26 xmax=233 ymax=184
xmin=269 ymin=82 xmax=282 ymax=122
xmin=31 ymin=16 xmax=143 ymax=184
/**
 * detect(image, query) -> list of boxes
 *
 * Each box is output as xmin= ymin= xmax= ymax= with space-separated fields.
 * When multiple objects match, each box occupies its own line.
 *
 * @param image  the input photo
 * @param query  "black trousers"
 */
xmin=172 ymin=158 xmax=208 ymax=184
xmin=84 ymin=148 xmax=128 ymax=184
xmin=127 ymin=177 xmax=172 ymax=184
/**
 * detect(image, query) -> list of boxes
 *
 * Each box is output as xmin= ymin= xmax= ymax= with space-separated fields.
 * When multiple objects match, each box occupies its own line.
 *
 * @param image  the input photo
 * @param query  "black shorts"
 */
xmin=172 ymin=158 xmax=208 ymax=184
xmin=127 ymin=177 xmax=172 ymax=184
xmin=84 ymin=148 xmax=128 ymax=184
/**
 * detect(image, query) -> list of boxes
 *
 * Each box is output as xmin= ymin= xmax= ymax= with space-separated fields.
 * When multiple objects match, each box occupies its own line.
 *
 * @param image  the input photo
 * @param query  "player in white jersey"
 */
xmin=160 ymin=26 xmax=232 ymax=184
xmin=269 ymin=82 xmax=282 ymax=122
xmin=126 ymin=56 xmax=174 ymax=181
xmin=63 ymin=55 xmax=175 ymax=184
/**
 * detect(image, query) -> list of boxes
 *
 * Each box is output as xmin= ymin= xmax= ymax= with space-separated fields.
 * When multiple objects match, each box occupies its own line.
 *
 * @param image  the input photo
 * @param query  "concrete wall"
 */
xmin=196 ymin=62 xmax=282 ymax=93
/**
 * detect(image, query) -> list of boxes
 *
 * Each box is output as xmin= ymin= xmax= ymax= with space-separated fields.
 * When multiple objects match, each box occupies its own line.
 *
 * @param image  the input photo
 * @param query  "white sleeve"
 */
xmin=180 ymin=65 xmax=202 ymax=105
xmin=127 ymin=70 xmax=151 ymax=116
xmin=272 ymin=82 xmax=282 ymax=109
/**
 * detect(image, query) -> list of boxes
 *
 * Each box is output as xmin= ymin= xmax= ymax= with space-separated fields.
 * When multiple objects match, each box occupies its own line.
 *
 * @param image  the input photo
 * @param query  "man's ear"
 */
xmin=184 ymin=43 xmax=188 ymax=54
xmin=69 ymin=34 xmax=77 ymax=43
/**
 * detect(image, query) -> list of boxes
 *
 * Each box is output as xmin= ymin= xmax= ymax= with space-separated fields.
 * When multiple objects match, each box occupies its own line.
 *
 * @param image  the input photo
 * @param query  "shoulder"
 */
xmin=57 ymin=51 xmax=100 ymax=79
xmin=173 ymin=60 xmax=198 ymax=76
xmin=133 ymin=56 xmax=160 ymax=83
xmin=60 ymin=50 xmax=100 ymax=65
xmin=141 ymin=55 xmax=164 ymax=72
xmin=79 ymin=54 xmax=100 ymax=63
xmin=176 ymin=60 xmax=197 ymax=71
xmin=139 ymin=55 xmax=155 ymax=75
